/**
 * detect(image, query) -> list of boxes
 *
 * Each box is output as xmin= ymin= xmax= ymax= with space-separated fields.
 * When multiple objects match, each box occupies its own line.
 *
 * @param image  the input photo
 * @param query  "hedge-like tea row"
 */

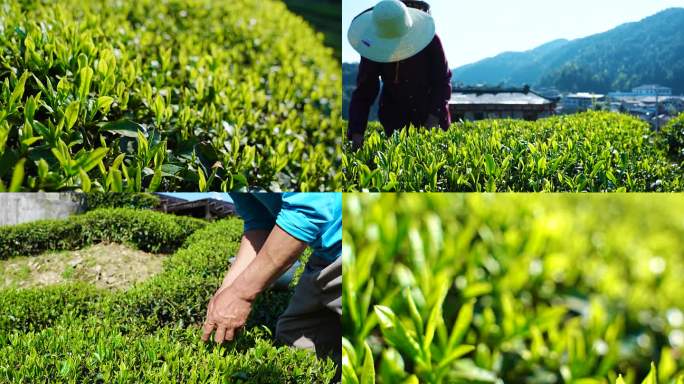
xmin=342 ymin=194 xmax=684 ymax=383
xmin=0 ymin=213 xmax=335 ymax=382
xmin=343 ymin=112 xmax=683 ymax=192
xmin=0 ymin=0 xmax=343 ymax=192
xmin=0 ymin=208 xmax=205 ymax=258
xmin=1 ymin=319 xmax=334 ymax=383
xmin=84 ymin=192 xmax=161 ymax=210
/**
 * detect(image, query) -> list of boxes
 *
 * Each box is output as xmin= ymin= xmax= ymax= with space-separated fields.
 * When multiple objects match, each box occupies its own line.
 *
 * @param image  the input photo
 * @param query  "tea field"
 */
xmin=0 ymin=0 xmax=343 ymax=192
xmin=283 ymin=0 xmax=341 ymax=60
xmin=0 ymin=208 xmax=336 ymax=383
xmin=343 ymin=112 xmax=684 ymax=192
xmin=343 ymin=194 xmax=684 ymax=383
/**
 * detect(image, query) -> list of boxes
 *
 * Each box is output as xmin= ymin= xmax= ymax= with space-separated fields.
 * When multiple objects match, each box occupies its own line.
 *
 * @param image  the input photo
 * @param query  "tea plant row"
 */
xmin=343 ymin=112 xmax=683 ymax=192
xmin=0 ymin=0 xmax=343 ymax=192
xmin=0 ymin=209 xmax=336 ymax=382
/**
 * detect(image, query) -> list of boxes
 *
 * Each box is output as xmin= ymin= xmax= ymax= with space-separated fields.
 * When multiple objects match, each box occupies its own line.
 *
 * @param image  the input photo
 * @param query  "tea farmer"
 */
xmin=201 ymin=193 xmax=341 ymax=381
xmin=347 ymin=0 xmax=452 ymax=149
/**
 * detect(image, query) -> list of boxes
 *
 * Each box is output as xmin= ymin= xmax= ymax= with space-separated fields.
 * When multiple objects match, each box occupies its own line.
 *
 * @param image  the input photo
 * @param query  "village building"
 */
xmin=632 ymin=84 xmax=672 ymax=97
xmin=559 ymin=93 xmax=606 ymax=113
xmin=449 ymin=87 xmax=557 ymax=122
xmin=608 ymin=84 xmax=674 ymax=98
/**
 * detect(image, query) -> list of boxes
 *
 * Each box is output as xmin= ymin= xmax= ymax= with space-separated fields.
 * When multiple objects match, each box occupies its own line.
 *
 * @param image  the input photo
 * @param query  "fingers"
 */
xmin=202 ymin=321 xmax=241 ymax=344
xmin=214 ymin=326 xmax=227 ymax=344
xmin=201 ymin=320 xmax=215 ymax=342
xmin=224 ymin=327 xmax=235 ymax=342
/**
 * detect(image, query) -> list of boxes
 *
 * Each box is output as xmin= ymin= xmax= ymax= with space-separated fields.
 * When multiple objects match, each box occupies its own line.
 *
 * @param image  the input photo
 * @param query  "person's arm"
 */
xmin=217 ymin=195 xmax=276 ymax=290
xmin=348 ymin=57 xmax=381 ymax=148
xmin=426 ymin=35 xmax=452 ymax=130
xmin=217 ymin=230 xmax=269 ymax=290
xmin=202 ymin=225 xmax=307 ymax=344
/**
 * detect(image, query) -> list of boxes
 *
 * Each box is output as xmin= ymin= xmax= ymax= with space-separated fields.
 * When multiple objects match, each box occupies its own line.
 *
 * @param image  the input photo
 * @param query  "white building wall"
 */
xmin=0 ymin=193 xmax=85 ymax=226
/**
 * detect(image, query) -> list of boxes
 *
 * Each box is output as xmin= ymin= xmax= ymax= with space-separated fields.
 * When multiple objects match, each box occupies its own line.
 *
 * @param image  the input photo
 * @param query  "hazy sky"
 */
xmin=342 ymin=0 xmax=684 ymax=67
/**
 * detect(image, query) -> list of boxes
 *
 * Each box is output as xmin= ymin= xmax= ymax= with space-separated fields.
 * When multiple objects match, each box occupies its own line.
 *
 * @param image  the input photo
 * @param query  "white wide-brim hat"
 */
xmin=348 ymin=0 xmax=435 ymax=63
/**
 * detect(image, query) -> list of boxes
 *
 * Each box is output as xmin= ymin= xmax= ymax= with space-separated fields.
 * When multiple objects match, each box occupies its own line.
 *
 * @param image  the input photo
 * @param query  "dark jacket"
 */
xmin=348 ymin=35 xmax=452 ymax=138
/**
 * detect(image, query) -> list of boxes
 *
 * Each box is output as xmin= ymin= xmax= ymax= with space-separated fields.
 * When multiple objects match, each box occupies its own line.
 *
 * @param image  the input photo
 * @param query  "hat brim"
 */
xmin=348 ymin=8 xmax=436 ymax=63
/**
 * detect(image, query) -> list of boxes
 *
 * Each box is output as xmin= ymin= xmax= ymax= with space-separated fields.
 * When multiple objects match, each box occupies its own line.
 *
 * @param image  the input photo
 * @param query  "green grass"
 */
xmin=343 ymin=112 xmax=684 ymax=192
xmin=343 ymin=194 xmax=684 ymax=384
xmin=0 ymin=210 xmax=336 ymax=383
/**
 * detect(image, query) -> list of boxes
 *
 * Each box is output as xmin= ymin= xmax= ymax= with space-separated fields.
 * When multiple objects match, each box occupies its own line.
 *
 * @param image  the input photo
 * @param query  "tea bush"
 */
xmin=0 ymin=211 xmax=335 ymax=382
xmin=661 ymin=114 xmax=684 ymax=163
xmin=342 ymin=194 xmax=684 ymax=384
xmin=0 ymin=208 xmax=205 ymax=258
xmin=343 ymin=112 xmax=683 ymax=192
xmin=84 ymin=192 xmax=161 ymax=210
xmin=0 ymin=0 xmax=343 ymax=192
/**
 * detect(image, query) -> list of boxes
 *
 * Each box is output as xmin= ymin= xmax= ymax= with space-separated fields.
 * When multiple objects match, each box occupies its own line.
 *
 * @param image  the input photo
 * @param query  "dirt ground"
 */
xmin=0 ymin=243 xmax=166 ymax=290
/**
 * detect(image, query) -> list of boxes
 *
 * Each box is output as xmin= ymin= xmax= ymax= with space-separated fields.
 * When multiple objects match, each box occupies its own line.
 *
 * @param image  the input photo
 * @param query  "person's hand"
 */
xmin=201 ymin=285 xmax=253 ymax=344
xmin=350 ymin=133 xmax=364 ymax=150
xmin=425 ymin=114 xmax=440 ymax=129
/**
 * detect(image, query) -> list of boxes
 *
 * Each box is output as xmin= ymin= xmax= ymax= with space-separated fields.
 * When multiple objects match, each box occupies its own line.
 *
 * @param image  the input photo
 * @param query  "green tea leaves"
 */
xmin=344 ymin=194 xmax=684 ymax=383
xmin=448 ymin=299 xmax=475 ymax=349
xmin=360 ymin=342 xmax=375 ymax=384
xmin=64 ymin=101 xmax=80 ymax=130
xmin=1 ymin=0 xmax=342 ymax=191
xmin=78 ymin=66 xmax=94 ymax=101
xmin=345 ymin=112 xmax=684 ymax=192
xmin=9 ymin=158 xmax=26 ymax=192
xmin=8 ymin=71 xmax=30 ymax=112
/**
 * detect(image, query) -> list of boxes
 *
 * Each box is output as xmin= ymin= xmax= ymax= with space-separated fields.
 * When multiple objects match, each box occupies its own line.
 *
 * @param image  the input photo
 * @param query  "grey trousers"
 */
xmin=275 ymin=256 xmax=341 ymax=381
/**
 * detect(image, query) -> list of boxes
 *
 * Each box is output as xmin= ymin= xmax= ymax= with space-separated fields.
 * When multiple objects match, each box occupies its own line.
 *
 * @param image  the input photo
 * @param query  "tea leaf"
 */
xmin=360 ymin=342 xmax=375 ymax=384
xmin=9 ymin=158 xmax=26 ymax=192
xmin=65 ymin=101 xmax=80 ymax=130
xmin=9 ymin=71 xmax=30 ymax=111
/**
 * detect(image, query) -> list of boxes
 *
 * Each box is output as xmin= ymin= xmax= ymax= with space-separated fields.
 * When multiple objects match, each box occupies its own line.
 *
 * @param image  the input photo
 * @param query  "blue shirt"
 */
xmin=229 ymin=193 xmax=342 ymax=262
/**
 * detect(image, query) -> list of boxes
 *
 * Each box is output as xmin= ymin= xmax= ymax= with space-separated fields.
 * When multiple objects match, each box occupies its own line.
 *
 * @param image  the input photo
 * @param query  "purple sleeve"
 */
xmin=427 ymin=35 xmax=452 ymax=129
xmin=348 ymin=57 xmax=381 ymax=139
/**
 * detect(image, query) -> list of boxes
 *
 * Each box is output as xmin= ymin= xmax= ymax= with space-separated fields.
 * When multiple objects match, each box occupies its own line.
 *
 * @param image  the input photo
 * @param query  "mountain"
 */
xmin=451 ymin=7 xmax=684 ymax=94
xmin=453 ymin=39 xmax=570 ymax=86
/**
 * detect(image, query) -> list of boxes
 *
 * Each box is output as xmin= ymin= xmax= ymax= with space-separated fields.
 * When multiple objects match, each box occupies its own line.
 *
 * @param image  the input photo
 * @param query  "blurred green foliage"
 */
xmin=0 ymin=212 xmax=335 ymax=382
xmin=343 ymin=194 xmax=684 ymax=384
xmin=0 ymin=0 xmax=342 ymax=192
xmin=343 ymin=112 xmax=683 ymax=192
xmin=282 ymin=0 xmax=341 ymax=60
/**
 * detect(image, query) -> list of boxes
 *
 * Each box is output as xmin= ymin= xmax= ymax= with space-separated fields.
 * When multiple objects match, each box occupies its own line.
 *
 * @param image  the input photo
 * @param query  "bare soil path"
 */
xmin=0 ymin=243 xmax=166 ymax=290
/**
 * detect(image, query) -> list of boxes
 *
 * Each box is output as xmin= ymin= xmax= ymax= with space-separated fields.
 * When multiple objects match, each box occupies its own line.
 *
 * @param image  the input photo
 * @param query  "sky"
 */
xmin=342 ymin=0 xmax=684 ymax=67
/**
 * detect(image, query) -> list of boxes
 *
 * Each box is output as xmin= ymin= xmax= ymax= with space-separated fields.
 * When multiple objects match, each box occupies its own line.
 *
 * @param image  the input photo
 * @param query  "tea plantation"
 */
xmin=0 ymin=209 xmax=336 ymax=383
xmin=343 ymin=194 xmax=684 ymax=384
xmin=343 ymin=112 xmax=684 ymax=192
xmin=0 ymin=0 xmax=343 ymax=192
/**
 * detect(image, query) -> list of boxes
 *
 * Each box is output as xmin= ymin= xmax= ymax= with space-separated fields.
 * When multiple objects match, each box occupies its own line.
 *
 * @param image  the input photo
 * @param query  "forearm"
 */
xmin=220 ymin=230 xmax=269 ymax=289
xmin=230 ymin=225 xmax=307 ymax=301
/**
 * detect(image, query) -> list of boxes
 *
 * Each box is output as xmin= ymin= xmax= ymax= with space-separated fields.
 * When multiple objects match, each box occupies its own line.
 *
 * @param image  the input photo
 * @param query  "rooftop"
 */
xmin=565 ymin=93 xmax=605 ymax=99
xmin=450 ymin=88 xmax=554 ymax=105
